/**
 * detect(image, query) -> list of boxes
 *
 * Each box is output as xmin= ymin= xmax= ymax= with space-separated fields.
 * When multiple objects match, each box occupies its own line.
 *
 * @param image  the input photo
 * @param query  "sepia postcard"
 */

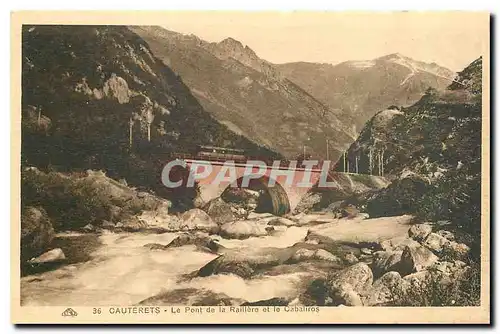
xmin=11 ymin=11 xmax=490 ymax=324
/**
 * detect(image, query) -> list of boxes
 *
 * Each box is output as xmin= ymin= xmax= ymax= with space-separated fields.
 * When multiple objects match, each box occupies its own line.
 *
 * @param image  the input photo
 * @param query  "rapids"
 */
xmin=21 ymin=225 xmax=312 ymax=306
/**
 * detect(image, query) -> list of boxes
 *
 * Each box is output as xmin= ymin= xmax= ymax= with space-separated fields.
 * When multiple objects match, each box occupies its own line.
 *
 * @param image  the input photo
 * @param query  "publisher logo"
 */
xmin=62 ymin=308 xmax=78 ymax=317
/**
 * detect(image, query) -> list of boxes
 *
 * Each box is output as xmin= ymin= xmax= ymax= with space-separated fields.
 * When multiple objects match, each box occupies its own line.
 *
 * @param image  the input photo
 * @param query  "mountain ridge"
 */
xmin=131 ymin=25 xmax=357 ymax=160
xmin=276 ymin=53 xmax=456 ymax=133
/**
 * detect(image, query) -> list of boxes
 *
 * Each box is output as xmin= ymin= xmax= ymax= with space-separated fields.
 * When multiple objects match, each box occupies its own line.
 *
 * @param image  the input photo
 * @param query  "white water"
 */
xmin=21 ymin=226 xmax=312 ymax=306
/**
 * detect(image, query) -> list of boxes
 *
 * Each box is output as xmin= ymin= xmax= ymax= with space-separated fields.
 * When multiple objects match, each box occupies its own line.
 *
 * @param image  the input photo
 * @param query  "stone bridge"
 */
xmin=173 ymin=159 xmax=389 ymax=216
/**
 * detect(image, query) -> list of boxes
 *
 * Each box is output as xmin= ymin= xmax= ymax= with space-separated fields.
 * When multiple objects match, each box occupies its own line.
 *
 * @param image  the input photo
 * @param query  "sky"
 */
xmin=159 ymin=11 xmax=489 ymax=71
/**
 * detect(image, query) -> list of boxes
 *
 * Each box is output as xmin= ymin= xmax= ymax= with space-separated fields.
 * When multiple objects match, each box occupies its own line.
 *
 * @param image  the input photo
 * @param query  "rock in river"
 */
xmin=202 ymin=197 xmax=235 ymax=225
xmin=289 ymin=248 xmax=341 ymax=264
xmin=28 ymin=248 xmax=66 ymax=264
xmin=220 ymin=220 xmax=273 ymax=239
xmin=180 ymin=209 xmax=220 ymax=234
xmin=138 ymin=288 xmax=245 ymax=306
xmin=21 ymin=206 xmax=55 ymax=262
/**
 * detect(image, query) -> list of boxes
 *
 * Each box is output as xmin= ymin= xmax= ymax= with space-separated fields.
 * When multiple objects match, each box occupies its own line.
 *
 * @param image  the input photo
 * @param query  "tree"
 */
xmin=145 ymin=108 xmax=154 ymax=142
xmin=368 ymin=147 xmax=373 ymax=175
xmin=129 ymin=117 xmax=134 ymax=149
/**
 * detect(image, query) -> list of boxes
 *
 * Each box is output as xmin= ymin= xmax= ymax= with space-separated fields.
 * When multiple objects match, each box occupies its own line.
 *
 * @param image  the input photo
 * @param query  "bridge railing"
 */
xmin=168 ymin=152 xmax=343 ymax=172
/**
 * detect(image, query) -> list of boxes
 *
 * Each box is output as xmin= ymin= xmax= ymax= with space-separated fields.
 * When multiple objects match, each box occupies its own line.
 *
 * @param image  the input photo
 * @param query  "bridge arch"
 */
xmin=221 ymin=175 xmax=291 ymax=216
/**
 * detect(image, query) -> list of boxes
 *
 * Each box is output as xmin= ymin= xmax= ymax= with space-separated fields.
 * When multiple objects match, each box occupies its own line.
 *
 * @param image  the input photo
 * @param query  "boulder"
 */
xmin=220 ymin=220 xmax=272 ymax=239
xmin=343 ymin=252 xmax=359 ymax=265
xmin=247 ymin=212 xmax=275 ymax=220
xmin=109 ymin=204 xmax=122 ymax=221
xmin=307 ymin=215 xmax=414 ymax=246
xmin=403 ymin=270 xmax=432 ymax=288
xmin=442 ymin=241 xmax=470 ymax=260
xmin=399 ymin=244 xmax=438 ymax=275
xmin=327 ymin=263 xmax=373 ymax=296
xmin=197 ymin=247 xmax=295 ymax=279
xmin=293 ymin=192 xmax=322 ymax=214
xmin=231 ymin=207 xmax=248 ymax=217
xmin=180 ymin=209 xmax=219 ymax=234
xmin=358 ymin=213 xmax=370 ymax=220
xmin=361 ymin=248 xmax=372 ymax=255
xmin=21 ymin=206 xmax=55 ymax=262
xmin=101 ymin=220 xmax=115 ymax=229
xmin=298 ymin=278 xmax=330 ymax=306
xmin=81 ymin=223 xmax=96 ymax=232
xmin=121 ymin=216 xmax=150 ymax=232
xmin=222 ymin=188 xmax=260 ymax=207
xmin=143 ymin=243 xmax=168 ymax=251
xmin=365 ymin=271 xmax=409 ymax=306
xmin=28 ymin=248 xmax=66 ymax=264
xmin=202 ymin=197 xmax=235 ymax=225
xmin=267 ymin=217 xmax=296 ymax=227
xmin=198 ymin=254 xmax=255 ymax=279
xmin=315 ymin=249 xmax=342 ymax=262
xmin=371 ymin=250 xmax=403 ymax=277
xmin=436 ymin=230 xmax=455 ymax=241
xmin=294 ymin=213 xmax=340 ymax=227
xmin=138 ymin=288 xmax=245 ymax=306
xmin=423 ymin=232 xmax=450 ymax=253
xmin=328 ymin=283 xmax=363 ymax=306
xmin=408 ymin=224 xmax=433 ymax=241
xmin=242 ymin=297 xmax=289 ymax=306
xmin=163 ymin=232 xmax=224 ymax=253
xmin=431 ymin=260 xmax=469 ymax=279
xmin=290 ymin=249 xmax=315 ymax=262
xmin=338 ymin=205 xmax=361 ymax=219
xmin=380 ymin=237 xmax=421 ymax=252
xmin=289 ymin=248 xmax=341 ymax=263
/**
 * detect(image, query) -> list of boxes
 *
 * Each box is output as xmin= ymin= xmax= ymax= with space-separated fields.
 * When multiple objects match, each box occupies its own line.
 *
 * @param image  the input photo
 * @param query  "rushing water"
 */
xmin=21 ymin=225 xmax=312 ymax=306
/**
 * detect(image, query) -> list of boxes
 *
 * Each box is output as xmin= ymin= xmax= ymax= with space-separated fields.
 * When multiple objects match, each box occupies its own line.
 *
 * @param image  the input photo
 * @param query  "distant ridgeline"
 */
xmin=336 ymin=57 xmax=482 ymax=179
xmin=21 ymin=25 xmax=280 ymax=196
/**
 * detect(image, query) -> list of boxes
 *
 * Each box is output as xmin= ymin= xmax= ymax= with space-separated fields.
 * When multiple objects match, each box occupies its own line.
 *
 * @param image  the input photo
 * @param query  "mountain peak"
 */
xmin=218 ymin=37 xmax=244 ymax=47
xmin=377 ymin=53 xmax=408 ymax=61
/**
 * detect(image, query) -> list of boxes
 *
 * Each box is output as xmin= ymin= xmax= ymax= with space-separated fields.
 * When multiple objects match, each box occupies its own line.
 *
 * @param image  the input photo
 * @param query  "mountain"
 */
xmin=21 ymin=25 xmax=278 ymax=197
xmin=341 ymin=57 xmax=482 ymax=234
xmin=130 ymin=26 xmax=357 ymax=160
xmin=276 ymin=53 xmax=456 ymax=133
xmin=343 ymin=57 xmax=481 ymax=176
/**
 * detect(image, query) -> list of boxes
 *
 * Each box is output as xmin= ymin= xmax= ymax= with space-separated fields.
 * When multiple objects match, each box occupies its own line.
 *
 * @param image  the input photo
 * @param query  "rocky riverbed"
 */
xmin=20 ymin=207 xmax=474 ymax=307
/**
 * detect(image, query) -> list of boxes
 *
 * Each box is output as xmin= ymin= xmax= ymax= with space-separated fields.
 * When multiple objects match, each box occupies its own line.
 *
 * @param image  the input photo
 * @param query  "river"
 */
xmin=21 ymin=226 xmax=312 ymax=306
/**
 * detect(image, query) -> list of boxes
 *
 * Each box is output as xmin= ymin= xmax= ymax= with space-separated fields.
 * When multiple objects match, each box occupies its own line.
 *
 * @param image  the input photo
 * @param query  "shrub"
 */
xmin=21 ymin=169 xmax=169 ymax=230
xmin=21 ymin=170 xmax=114 ymax=229
xmin=389 ymin=262 xmax=481 ymax=307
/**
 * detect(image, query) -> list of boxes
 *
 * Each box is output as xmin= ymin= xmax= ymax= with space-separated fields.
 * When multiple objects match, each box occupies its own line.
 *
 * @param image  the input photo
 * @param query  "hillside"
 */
xmin=276 ymin=53 xmax=456 ymax=133
xmin=130 ymin=26 xmax=357 ymax=160
xmin=341 ymin=57 xmax=482 ymax=239
xmin=21 ymin=25 xmax=278 ymax=198
xmin=343 ymin=57 xmax=481 ymax=177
